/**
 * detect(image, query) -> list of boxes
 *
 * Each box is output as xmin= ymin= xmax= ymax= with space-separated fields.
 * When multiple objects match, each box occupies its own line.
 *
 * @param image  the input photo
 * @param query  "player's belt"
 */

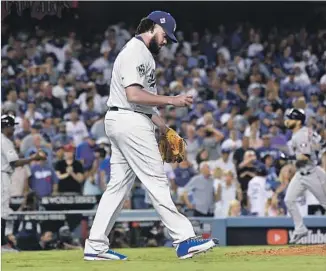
xmin=109 ymin=107 xmax=152 ymax=119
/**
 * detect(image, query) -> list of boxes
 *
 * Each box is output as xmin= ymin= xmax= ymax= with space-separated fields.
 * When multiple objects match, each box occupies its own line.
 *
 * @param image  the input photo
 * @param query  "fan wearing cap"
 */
xmin=1 ymin=114 xmax=46 ymax=246
xmin=246 ymin=163 xmax=273 ymax=217
xmin=85 ymin=11 xmax=217 ymax=261
xmin=54 ymin=144 xmax=84 ymax=194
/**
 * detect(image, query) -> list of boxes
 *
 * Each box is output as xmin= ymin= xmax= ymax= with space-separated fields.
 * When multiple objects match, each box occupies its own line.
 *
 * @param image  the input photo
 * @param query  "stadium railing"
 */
xmin=8 ymin=209 xmax=326 ymax=246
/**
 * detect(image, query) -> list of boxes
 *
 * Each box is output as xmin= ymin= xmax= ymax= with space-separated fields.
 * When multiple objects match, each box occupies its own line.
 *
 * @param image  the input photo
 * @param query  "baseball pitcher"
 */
xmin=83 ymin=11 xmax=218 ymax=261
xmin=284 ymin=108 xmax=326 ymax=243
xmin=1 ymin=115 xmax=46 ymax=246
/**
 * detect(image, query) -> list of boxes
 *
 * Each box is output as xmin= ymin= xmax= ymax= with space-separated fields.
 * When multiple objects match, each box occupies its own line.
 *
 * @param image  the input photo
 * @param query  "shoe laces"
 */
xmin=187 ymin=235 xmax=206 ymax=243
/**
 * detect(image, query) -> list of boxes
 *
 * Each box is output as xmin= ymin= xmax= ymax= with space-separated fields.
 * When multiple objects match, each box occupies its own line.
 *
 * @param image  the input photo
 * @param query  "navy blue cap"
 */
xmin=147 ymin=11 xmax=177 ymax=43
xmin=255 ymin=162 xmax=268 ymax=176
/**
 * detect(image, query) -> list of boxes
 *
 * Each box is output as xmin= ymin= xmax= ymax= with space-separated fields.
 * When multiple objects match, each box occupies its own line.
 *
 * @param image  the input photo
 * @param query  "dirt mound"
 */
xmin=226 ymin=245 xmax=326 ymax=257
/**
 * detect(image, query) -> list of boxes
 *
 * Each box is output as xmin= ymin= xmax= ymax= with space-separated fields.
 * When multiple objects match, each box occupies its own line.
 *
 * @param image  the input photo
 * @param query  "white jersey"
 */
xmin=247 ymin=176 xmax=273 ymax=217
xmin=1 ymin=133 xmax=19 ymax=174
xmin=107 ymin=37 xmax=157 ymax=115
xmin=213 ymin=179 xmax=237 ymax=217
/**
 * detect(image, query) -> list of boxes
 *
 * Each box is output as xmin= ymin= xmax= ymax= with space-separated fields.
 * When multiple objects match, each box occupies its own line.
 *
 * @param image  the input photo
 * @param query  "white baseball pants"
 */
xmin=85 ymin=110 xmax=195 ymax=252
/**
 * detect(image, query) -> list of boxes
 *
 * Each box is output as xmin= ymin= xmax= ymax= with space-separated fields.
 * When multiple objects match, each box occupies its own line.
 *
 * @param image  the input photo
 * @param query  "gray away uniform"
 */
xmin=1 ymin=133 xmax=19 ymax=218
xmin=285 ymin=127 xmax=326 ymax=234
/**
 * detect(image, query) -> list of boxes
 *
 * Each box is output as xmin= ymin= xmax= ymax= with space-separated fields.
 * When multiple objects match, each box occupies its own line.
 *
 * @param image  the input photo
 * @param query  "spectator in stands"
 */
xmin=83 ymin=146 xmax=105 ymax=196
xmin=184 ymin=125 xmax=200 ymax=164
xmin=39 ymin=81 xmax=64 ymax=118
xmin=82 ymin=96 xmax=101 ymax=130
xmin=62 ymin=92 xmax=79 ymax=119
xmin=52 ymin=75 xmax=67 ymax=108
xmin=245 ymin=116 xmax=261 ymax=149
xmin=264 ymin=154 xmax=279 ymax=190
xmin=173 ymin=158 xmax=196 ymax=201
xmin=24 ymin=134 xmax=53 ymax=166
xmin=41 ymin=117 xmax=57 ymax=143
xmin=65 ymin=107 xmax=89 ymax=146
xmin=247 ymin=164 xmax=273 ymax=216
xmin=19 ymin=122 xmax=50 ymax=154
xmin=208 ymin=147 xmax=237 ymax=177
xmin=265 ymin=197 xmax=284 ymax=217
xmin=200 ymin=125 xmax=224 ymax=161
xmin=90 ymin=114 xmax=107 ymax=140
xmin=237 ymin=150 xmax=257 ymax=199
xmin=52 ymin=122 xmax=74 ymax=147
xmin=228 ymin=199 xmax=247 ymax=217
xmin=182 ymin=162 xmax=217 ymax=217
xmin=214 ymin=170 xmax=242 ymax=217
xmin=269 ymin=124 xmax=288 ymax=152
xmin=24 ymin=98 xmax=43 ymax=125
xmin=195 ymin=148 xmax=209 ymax=168
xmin=14 ymin=118 xmax=31 ymax=146
xmin=220 ymin=129 xmax=242 ymax=155
xmin=76 ymin=82 xmax=104 ymax=114
xmin=2 ymin=89 xmax=18 ymax=114
xmin=53 ymin=143 xmax=64 ymax=164
xmin=272 ymin=164 xmax=296 ymax=214
xmin=96 ymin=147 xmax=111 ymax=191
xmin=55 ymin=144 xmax=84 ymax=194
xmin=233 ymin=136 xmax=251 ymax=168
xmin=29 ymin=151 xmax=58 ymax=197
xmin=75 ymin=134 xmax=96 ymax=172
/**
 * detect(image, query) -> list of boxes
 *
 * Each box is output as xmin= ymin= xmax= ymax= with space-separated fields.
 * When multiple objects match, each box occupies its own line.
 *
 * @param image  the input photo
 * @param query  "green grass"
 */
xmin=2 ymin=247 xmax=326 ymax=271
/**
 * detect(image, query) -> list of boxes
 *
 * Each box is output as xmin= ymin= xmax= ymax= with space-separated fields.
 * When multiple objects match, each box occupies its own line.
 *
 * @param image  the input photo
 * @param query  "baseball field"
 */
xmin=2 ymin=246 xmax=326 ymax=271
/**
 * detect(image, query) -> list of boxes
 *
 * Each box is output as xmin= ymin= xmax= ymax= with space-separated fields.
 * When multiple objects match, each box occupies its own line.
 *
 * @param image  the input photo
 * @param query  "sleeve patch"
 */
xmin=136 ymin=64 xmax=146 ymax=77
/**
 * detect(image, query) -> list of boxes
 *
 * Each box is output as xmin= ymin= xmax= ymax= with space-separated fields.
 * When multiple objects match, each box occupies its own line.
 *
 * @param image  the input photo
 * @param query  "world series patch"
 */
xmin=136 ymin=64 xmax=146 ymax=77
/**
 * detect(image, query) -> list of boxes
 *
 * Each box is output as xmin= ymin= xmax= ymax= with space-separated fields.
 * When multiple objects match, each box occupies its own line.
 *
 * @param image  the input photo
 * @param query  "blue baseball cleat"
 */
xmin=176 ymin=237 xmax=219 ymax=259
xmin=84 ymin=249 xmax=127 ymax=261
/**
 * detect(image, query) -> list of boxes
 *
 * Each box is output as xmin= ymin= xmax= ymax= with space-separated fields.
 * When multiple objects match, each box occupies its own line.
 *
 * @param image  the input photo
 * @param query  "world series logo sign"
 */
xmin=1 ymin=1 xmax=78 ymax=20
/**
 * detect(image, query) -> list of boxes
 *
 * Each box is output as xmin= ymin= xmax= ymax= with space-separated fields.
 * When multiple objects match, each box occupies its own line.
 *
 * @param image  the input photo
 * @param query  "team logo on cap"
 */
xmin=160 ymin=18 xmax=166 ymax=24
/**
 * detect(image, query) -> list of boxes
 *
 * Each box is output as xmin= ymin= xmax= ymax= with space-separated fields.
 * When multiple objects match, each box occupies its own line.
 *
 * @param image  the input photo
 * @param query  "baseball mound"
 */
xmin=226 ymin=245 xmax=326 ymax=257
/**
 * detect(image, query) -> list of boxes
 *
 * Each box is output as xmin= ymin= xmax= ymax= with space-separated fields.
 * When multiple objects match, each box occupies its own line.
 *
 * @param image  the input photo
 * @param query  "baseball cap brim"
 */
xmin=166 ymin=31 xmax=178 ymax=43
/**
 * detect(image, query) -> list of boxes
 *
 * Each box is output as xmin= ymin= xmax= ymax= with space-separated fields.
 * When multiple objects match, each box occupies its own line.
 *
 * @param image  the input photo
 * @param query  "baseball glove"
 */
xmin=159 ymin=128 xmax=186 ymax=163
xmin=32 ymin=150 xmax=47 ymax=161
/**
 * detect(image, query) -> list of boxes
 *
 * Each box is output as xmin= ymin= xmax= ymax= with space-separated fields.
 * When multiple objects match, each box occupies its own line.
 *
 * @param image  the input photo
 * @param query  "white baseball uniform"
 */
xmin=85 ymin=37 xmax=195 ymax=253
xmin=1 ymin=133 xmax=19 ymax=219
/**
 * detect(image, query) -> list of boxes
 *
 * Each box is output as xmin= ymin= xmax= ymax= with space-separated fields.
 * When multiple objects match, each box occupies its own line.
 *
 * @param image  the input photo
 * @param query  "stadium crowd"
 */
xmin=2 ymin=19 xmax=326 ymax=236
